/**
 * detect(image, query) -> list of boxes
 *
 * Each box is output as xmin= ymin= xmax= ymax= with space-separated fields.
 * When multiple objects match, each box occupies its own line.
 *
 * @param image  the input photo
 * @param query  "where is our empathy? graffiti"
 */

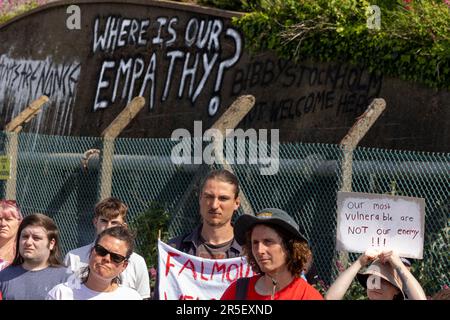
xmin=92 ymin=15 xmax=242 ymax=116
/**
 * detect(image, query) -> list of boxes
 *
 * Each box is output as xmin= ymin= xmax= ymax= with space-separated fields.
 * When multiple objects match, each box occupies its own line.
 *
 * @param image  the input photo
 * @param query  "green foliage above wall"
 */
xmin=197 ymin=0 xmax=250 ymax=11
xmin=0 ymin=0 xmax=48 ymax=25
xmin=3 ymin=1 xmax=449 ymax=89
xmin=231 ymin=0 xmax=450 ymax=89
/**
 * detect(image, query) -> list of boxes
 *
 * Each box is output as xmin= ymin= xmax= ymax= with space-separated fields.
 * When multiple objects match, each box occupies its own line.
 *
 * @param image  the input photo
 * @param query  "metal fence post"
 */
xmin=211 ymin=95 xmax=256 ymax=216
xmin=171 ymin=95 xmax=256 ymax=218
xmin=99 ymin=97 xmax=145 ymax=200
xmin=5 ymin=132 xmax=19 ymax=200
xmin=337 ymin=98 xmax=386 ymax=268
xmin=4 ymin=96 xmax=49 ymax=200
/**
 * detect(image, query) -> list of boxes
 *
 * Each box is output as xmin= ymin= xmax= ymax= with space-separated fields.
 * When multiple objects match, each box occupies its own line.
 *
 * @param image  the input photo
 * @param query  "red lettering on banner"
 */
xmin=165 ymin=251 xmax=180 ymax=276
xmin=179 ymin=294 xmax=198 ymax=300
xmin=200 ymin=261 xmax=209 ymax=281
xmin=226 ymin=263 xmax=239 ymax=282
xmin=178 ymin=258 xmax=197 ymax=280
xmin=244 ymin=262 xmax=252 ymax=277
xmin=211 ymin=261 xmax=227 ymax=282
xmin=178 ymin=294 xmax=216 ymax=300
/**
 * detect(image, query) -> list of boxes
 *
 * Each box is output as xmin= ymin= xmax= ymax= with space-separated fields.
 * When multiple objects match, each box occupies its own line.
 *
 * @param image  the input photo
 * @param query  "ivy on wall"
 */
xmin=228 ymin=0 xmax=450 ymax=89
xmin=0 ymin=0 xmax=50 ymax=24
xmin=2 ymin=1 xmax=449 ymax=89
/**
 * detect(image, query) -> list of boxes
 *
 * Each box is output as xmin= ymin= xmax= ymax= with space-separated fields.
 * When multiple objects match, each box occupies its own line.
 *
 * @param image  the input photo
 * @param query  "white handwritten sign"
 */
xmin=336 ymin=192 xmax=425 ymax=259
xmin=157 ymin=240 xmax=254 ymax=300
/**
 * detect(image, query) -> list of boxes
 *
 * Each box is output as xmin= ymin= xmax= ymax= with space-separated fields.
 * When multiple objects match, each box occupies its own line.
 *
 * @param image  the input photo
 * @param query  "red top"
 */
xmin=221 ymin=275 xmax=324 ymax=300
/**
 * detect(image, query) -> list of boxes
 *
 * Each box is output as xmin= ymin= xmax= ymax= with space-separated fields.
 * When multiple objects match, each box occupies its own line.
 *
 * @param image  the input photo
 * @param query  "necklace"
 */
xmin=256 ymin=276 xmax=278 ymax=299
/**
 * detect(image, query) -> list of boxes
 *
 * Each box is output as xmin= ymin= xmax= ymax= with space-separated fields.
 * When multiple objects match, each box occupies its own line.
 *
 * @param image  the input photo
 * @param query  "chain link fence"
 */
xmin=0 ymin=131 xmax=448 ymax=295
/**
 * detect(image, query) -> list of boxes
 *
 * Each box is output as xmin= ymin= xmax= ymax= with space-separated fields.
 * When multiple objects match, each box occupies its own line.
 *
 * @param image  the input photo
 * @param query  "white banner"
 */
xmin=336 ymin=192 xmax=425 ymax=259
xmin=157 ymin=240 xmax=254 ymax=300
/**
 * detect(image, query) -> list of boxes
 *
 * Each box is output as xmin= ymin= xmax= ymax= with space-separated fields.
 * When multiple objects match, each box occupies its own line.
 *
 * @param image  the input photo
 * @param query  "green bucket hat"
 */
xmin=234 ymin=208 xmax=308 ymax=245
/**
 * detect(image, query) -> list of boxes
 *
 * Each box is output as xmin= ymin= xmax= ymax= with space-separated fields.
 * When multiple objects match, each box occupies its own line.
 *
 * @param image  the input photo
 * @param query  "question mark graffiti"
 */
xmin=208 ymin=28 xmax=242 ymax=116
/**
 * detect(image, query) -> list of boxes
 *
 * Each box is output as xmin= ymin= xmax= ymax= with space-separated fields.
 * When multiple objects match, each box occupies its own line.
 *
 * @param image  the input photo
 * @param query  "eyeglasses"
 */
xmin=93 ymin=244 xmax=128 ymax=263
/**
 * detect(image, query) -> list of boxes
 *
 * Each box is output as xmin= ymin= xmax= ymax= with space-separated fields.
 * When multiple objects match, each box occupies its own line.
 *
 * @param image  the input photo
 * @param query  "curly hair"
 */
xmin=242 ymin=223 xmax=311 ymax=277
xmin=432 ymin=288 xmax=450 ymax=300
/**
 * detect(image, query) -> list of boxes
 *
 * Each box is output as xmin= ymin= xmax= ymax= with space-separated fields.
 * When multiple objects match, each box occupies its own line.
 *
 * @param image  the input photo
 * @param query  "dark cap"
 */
xmin=234 ymin=208 xmax=308 ymax=245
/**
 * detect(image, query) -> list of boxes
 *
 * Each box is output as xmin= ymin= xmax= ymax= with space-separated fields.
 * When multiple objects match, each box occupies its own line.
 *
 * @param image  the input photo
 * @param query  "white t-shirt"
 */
xmin=47 ymin=282 xmax=142 ymax=300
xmin=64 ymin=243 xmax=150 ymax=299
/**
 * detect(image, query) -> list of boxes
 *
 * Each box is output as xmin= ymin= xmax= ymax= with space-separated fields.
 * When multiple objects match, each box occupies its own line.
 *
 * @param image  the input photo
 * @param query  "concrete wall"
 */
xmin=0 ymin=0 xmax=448 ymax=152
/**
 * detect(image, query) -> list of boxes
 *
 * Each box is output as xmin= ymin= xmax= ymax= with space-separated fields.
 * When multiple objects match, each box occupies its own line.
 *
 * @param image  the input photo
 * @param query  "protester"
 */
xmin=47 ymin=226 xmax=141 ymax=300
xmin=153 ymin=169 xmax=242 ymax=299
xmin=168 ymin=169 xmax=242 ymax=259
xmin=221 ymin=208 xmax=324 ymax=300
xmin=64 ymin=197 xmax=150 ymax=299
xmin=0 ymin=200 xmax=22 ymax=271
xmin=431 ymin=287 xmax=450 ymax=300
xmin=325 ymin=249 xmax=427 ymax=300
xmin=0 ymin=213 xmax=68 ymax=299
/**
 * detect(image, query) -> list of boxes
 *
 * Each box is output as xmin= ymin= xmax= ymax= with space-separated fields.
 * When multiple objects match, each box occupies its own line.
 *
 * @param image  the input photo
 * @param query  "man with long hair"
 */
xmin=169 ymin=169 xmax=242 ymax=259
xmin=153 ymin=169 xmax=242 ymax=299
xmin=0 ymin=213 xmax=68 ymax=299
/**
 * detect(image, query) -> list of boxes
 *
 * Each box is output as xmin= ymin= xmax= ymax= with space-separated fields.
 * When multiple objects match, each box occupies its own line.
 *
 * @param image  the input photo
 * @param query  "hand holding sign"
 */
xmin=336 ymin=192 xmax=425 ymax=259
xmin=358 ymin=248 xmax=380 ymax=267
xmin=377 ymin=250 xmax=405 ymax=270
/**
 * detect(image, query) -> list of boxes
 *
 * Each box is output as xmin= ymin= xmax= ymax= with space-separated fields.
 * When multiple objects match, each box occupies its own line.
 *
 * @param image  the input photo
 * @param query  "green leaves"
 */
xmin=0 ymin=0 xmax=43 ymax=25
xmin=233 ymin=0 xmax=450 ymax=89
xmin=129 ymin=202 xmax=171 ymax=270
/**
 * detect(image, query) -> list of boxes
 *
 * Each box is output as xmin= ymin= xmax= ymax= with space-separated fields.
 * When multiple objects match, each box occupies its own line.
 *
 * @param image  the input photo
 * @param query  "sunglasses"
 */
xmin=93 ymin=244 xmax=128 ymax=263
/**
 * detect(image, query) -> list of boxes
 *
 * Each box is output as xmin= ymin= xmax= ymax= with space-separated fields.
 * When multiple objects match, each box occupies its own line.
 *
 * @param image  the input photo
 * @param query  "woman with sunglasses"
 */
xmin=0 ymin=200 xmax=22 ymax=271
xmin=47 ymin=226 xmax=142 ymax=300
